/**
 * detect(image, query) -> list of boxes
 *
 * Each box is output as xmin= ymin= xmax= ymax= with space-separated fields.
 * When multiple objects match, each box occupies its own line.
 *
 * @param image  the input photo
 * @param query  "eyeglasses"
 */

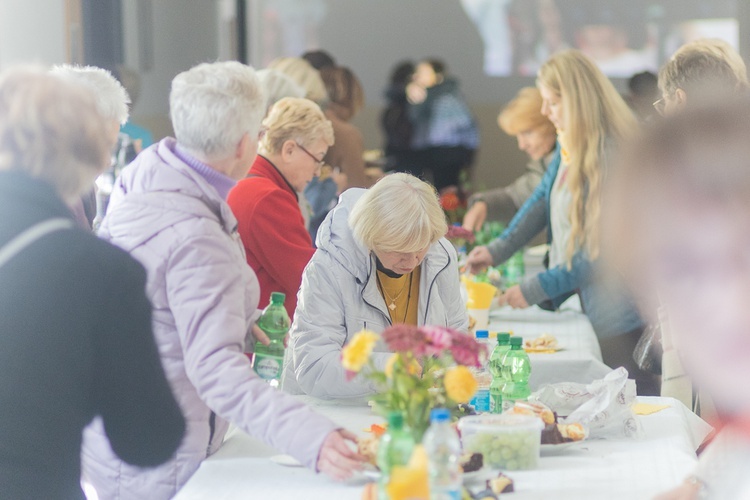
xmin=296 ymin=143 xmax=326 ymax=167
xmin=653 ymin=98 xmax=667 ymax=116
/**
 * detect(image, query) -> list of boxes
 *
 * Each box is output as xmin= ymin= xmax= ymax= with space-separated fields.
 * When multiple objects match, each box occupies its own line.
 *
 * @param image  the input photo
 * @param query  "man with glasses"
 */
xmin=655 ymin=38 xmax=748 ymax=117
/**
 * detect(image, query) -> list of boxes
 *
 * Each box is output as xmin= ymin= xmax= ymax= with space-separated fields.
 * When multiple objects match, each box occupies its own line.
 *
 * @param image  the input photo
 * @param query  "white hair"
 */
xmin=170 ymin=61 xmax=265 ymax=160
xmin=51 ymin=64 xmax=130 ymax=125
xmin=256 ymin=69 xmax=305 ymax=111
xmin=349 ymin=173 xmax=448 ymax=253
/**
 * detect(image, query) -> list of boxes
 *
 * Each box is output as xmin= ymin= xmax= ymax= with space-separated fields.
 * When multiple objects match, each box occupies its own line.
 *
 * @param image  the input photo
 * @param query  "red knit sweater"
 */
xmin=228 ymin=155 xmax=314 ymax=318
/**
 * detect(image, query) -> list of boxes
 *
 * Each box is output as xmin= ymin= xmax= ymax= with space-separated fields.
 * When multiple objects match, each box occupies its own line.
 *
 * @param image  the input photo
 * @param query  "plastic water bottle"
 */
xmin=500 ymin=336 xmax=532 ymax=411
xmin=469 ymin=330 xmax=491 ymax=412
xmin=377 ymin=412 xmax=415 ymax=500
xmin=503 ymin=250 xmax=526 ymax=287
xmin=423 ymin=408 xmax=462 ymax=500
xmin=489 ymin=332 xmax=512 ymax=413
xmin=252 ymin=292 xmax=290 ymax=388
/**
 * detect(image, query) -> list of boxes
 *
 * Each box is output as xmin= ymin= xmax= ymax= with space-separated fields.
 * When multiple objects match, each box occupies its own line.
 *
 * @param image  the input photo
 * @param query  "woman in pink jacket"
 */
xmin=81 ymin=61 xmax=364 ymax=499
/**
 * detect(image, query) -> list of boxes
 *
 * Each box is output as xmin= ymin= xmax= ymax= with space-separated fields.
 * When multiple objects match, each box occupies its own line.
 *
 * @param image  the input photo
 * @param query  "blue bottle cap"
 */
xmin=475 ymin=330 xmax=489 ymax=339
xmin=430 ymin=408 xmax=451 ymax=423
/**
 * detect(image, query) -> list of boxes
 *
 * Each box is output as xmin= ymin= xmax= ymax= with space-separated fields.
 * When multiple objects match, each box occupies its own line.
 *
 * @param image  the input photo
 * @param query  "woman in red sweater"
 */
xmin=228 ymin=97 xmax=334 ymax=317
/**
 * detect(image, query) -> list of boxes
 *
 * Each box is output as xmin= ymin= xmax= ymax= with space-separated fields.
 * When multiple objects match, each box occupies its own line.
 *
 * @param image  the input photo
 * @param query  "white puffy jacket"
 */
xmin=282 ymin=188 xmax=469 ymax=399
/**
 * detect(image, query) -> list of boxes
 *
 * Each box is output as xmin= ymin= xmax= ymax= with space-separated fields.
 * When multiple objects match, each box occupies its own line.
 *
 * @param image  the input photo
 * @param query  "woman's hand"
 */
xmin=462 ymin=201 xmax=487 ymax=232
xmin=252 ymin=324 xmax=290 ymax=348
xmin=317 ymin=429 xmax=367 ymax=481
xmin=406 ymin=83 xmax=427 ymax=104
xmin=653 ymin=480 xmax=703 ymax=500
xmin=498 ymin=285 xmax=529 ymax=309
xmin=466 ymin=246 xmax=493 ymax=274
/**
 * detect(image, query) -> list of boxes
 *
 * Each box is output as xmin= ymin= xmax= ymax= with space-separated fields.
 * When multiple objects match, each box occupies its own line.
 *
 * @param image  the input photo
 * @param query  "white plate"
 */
xmin=362 ymin=467 xmax=497 ymax=484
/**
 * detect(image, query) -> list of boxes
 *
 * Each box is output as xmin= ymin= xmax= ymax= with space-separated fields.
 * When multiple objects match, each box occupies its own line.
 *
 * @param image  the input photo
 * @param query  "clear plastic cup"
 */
xmin=457 ymin=414 xmax=543 ymax=470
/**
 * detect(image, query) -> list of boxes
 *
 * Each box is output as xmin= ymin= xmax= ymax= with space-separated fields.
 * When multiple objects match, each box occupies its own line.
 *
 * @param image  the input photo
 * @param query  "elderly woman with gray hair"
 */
xmin=82 ymin=61 xmax=365 ymax=499
xmin=0 ymin=67 xmax=184 ymax=498
xmin=283 ymin=173 xmax=469 ymax=399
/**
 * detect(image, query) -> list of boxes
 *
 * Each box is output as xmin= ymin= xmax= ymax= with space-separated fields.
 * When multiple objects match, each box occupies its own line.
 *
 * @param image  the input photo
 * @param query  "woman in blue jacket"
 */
xmin=467 ymin=50 xmax=657 ymax=396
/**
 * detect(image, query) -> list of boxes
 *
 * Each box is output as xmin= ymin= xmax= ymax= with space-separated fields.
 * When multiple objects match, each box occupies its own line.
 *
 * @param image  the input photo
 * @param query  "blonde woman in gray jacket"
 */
xmin=283 ymin=173 xmax=469 ymax=399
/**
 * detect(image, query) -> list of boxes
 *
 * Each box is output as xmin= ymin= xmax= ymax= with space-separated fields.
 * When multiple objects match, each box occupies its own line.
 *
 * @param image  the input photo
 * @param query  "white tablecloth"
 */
xmin=174 ymin=396 xmax=712 ymax=500
xmin=488 ymin=305 xmax=612 ymax=390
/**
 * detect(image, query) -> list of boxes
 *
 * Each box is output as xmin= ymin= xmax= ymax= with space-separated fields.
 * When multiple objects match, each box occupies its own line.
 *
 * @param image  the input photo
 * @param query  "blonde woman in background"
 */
xmin=228 ymin=97 xmax=334 ymax=319
xmin=467 ymin=50 xmax=657 ymax=395
xmin=463 ymin=87 xmax=557 ymax=230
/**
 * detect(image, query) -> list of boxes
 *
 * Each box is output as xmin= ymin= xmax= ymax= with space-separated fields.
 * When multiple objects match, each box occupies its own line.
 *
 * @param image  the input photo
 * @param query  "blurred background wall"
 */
xmin=0 ymin=0 xmax=746 ymax=193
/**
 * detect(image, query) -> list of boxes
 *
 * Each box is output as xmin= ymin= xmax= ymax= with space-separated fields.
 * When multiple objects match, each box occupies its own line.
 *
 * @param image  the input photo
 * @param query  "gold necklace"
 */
xmin=377 ymin=272 xmax=411 ymax=311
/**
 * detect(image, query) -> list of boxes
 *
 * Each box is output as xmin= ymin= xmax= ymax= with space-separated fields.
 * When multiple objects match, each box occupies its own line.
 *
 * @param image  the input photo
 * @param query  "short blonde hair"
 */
xmin=349 ymin=173 xmax=448 ymax=253
xmin=498 ymin=87 xmax=555 ymax=138
xmin=0 ymin=67 xmax=111 ymax=202
xmin=256 ymin=68 xmax=305 ymax=110
xmin=259 ymin=97 xmax=334 ymax=156
xmin=268 ymin=57 xmax=328 ymax=105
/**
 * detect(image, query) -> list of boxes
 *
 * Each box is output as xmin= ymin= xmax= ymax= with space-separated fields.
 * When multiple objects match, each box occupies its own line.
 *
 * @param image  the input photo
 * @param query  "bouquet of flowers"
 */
xmin=341 ymin=324 xmax=485 ymax=441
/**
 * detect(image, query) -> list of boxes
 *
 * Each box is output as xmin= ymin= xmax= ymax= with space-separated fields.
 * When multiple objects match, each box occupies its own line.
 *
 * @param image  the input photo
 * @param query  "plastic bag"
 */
xmin=530 ymin=367 xmax=642 ymax=439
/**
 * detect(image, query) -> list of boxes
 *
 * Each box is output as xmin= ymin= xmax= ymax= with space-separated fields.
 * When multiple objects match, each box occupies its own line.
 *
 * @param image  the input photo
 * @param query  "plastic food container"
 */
xmin=458 ymin=414 xmax=544 ymax=470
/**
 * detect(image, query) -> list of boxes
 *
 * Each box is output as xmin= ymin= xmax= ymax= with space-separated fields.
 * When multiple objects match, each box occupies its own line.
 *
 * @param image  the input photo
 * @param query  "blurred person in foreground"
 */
xmin=606 ymin=98 xmax=750 ymax=500
xmin=463 ymin=87 xmax=558 ymax=231
xmin=653 ymin=38 xmax=749 ymax=412
xmin=82 ymin=61 xmax=364 ymax=499
xmin=283 ymin=173 xmax=469 ymax=399
xmin=466 ymin=50 xmax=655 ymax=395
xmin=0 ymin=67 xmax=184 ymax=499
xmin=228 ymin=97 xmax=334 ymax=319
xmin=51 ymin=64 xmax=131 ymax=229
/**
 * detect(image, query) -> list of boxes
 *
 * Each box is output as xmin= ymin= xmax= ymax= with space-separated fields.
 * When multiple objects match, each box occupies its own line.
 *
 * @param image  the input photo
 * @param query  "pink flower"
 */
xmin=421 ymin=326 xmax=453 ymax=357
xmin=446 ymin=225 xmax=476 ymax=243
xmin=449 ymin=330 xmax=485 ymax=367
xmin=382 ymin=324 xmax=426 ymax=355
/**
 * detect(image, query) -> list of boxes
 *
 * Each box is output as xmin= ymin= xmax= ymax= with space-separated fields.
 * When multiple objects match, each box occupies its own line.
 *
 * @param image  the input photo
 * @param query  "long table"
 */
xmin=174 ymin=395 xmax=712 ymax=500
xmin=488 ymin=304 xmax=612 ymax=390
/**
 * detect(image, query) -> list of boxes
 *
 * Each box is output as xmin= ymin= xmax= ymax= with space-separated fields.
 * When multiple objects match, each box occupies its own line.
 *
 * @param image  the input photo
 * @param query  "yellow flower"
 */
xmin=384 ymin=353 xmax=421 ymax=378
xmin=444 ymin=365 xmax=478 ymax=404
xmin=341 ymin=330 xmax=379 ymax=373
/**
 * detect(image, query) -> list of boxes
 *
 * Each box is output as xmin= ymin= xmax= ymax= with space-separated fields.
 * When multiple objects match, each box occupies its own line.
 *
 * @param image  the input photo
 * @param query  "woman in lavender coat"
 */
xmin=81 ymin=62 xmax=364 ymax=499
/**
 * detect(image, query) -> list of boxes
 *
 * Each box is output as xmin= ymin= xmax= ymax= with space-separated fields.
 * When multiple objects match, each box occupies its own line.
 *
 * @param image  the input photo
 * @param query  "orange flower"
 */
xmin=440 ymin=192 xmax=460 ymax=211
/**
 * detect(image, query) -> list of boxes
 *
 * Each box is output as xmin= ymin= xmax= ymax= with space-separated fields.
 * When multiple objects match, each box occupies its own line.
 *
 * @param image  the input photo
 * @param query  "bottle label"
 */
xmin=490 ymin=391 xmax=503 ymax=414
xmin=253 ymin=353 xmax=283 ymax=381
xmin=470 ymin=389 xmax=491 ymax=413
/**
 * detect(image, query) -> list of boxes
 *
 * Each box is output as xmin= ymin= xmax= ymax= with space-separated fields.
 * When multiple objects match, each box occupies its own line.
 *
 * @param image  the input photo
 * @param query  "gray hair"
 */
xmin=349 ymin=173 xmax=448 ymax=253
xmin=170 ymin=61 xmax=265 ymax=160
xmin=51 ymin=64 xmax=130 ymax=125
xmin=0 ymin=66 xmax=112 ymax=202
xmin=256 ymin=69 xmax=305 ymax=111
xmin=268 ymin=57 xmax=328 ymax=105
